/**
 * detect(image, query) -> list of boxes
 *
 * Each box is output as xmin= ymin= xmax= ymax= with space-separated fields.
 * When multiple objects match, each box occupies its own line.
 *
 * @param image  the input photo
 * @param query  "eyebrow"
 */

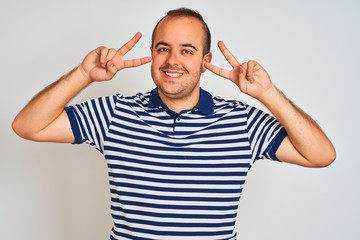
xmin=155 ymin=41 xmax=198 ymax=52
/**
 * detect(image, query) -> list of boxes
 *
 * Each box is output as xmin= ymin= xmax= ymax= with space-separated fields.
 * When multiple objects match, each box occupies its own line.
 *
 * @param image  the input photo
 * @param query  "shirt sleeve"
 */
xmin=246 ymin=105 xmax=287 ymax=163
xmin=64 ymin=95 xmax=116 ymax=154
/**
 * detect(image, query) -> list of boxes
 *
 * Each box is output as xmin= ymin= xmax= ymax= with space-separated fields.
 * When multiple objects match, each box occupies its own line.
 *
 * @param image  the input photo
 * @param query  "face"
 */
xmin=151 ymin=16 xmax=212 ymax=103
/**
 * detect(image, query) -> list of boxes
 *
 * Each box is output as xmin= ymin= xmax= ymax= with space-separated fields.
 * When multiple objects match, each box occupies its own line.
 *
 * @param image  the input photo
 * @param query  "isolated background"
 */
xmin=1 ymin=0 xmax=359 ymax=239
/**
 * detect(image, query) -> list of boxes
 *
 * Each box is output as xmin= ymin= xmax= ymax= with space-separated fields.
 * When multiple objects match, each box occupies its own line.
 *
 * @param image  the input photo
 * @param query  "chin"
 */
xmin=159 ymin=87 xmax=184 ymax=98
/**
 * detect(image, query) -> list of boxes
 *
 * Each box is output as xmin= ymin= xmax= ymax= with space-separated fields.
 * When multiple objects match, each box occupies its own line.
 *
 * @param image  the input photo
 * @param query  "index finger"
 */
xmin=123 ymin=56 xmax=152 ymax=69
xmin=204 ymin=61 xmax=231 ymax=80
xmin=117 ymin=32 xmax=143 ymax=56
xmin=218 ymin=41 xmax=240 ymax=68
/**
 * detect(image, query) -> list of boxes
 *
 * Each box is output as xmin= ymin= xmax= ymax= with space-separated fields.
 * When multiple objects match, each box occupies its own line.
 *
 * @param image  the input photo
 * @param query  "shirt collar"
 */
xmin=148 ymin=88 xmax=214 ymax=115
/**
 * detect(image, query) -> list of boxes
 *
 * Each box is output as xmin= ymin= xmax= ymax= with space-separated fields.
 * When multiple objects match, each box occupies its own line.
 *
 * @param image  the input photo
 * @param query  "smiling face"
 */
xmin=151 ymin=16 xmax=212 ymax=110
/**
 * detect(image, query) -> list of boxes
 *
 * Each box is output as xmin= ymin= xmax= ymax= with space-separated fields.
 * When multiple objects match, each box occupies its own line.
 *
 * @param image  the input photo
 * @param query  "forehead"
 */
xmin=154 ymin=16 xmax=205 ymax=48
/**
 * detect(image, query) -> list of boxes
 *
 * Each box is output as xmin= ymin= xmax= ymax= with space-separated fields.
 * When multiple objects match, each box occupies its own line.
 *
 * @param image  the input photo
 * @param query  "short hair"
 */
xmin=151 ymin=8 xmax=211 ymax=56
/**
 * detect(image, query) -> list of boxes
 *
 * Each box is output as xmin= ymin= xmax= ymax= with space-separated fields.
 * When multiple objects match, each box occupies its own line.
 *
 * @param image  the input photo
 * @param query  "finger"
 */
xmin=246 ymin=61 xmax=257 ymax=83
xmin=107 ymin=48 xmax=117 ymax=60
xmin=106 ymin=60 xmax=118 ymax=76
xmin=238 ymin=64 xmax=248 ymax=90
xmin=118 ymin=32 xmax=142 ymax=56
xmin=239 ymin=62 xmax=249 ymax=81
xmin=204 ymin=61 xmax=231 ymax=80
xmin=123 ymin=56 xmax=152 ymax=69
xmin=99 ymin=47 xmax=109 ymax=66
xmin=99 ymin=47 xmax=117 ymax=68
xmin=218 ymin=41 xmax=240 ymax=68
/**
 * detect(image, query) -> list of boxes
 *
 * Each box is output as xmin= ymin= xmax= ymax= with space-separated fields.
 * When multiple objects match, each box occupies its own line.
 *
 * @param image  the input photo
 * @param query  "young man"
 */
xmin=13 ymin=8 xmax=335 ymax=240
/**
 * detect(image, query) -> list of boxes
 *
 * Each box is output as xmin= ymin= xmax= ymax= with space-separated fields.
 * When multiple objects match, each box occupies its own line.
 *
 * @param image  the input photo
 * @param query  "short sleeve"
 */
xmin=247 ymin=105 xmax=287 ymax=163
xmin=65 ymin=95 xmax=116 ymax=154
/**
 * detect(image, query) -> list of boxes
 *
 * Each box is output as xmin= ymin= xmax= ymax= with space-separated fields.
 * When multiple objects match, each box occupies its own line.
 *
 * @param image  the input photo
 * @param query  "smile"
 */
xmin=164 ymin=71 xmax=183 ymax=78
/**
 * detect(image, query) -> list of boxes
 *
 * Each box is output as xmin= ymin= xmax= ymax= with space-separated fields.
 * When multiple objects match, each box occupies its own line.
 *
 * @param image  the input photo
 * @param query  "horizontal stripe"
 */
xmin=109 ymin=188 xmax=241 ymax=202
xmin=113 ymin=222 xmax=234 ymax=236
xmin=108 ymin=174 xmax=246 ymax=188
xmin=112 ymin=213 xmax=235 ymax=228
xmin=110 ymin=195 xmax=240 ymax=208
xmin=109 ymin=181 xmax=242 ymax=194
xmin=65 ymin=90 xmax=286 ymax=239
xmin=111 ymin=205 xmax=237 ymax=219
xmin=111 ymin=198 xmax=239 ymax=211
xmin=107 ymin=164 xmax=249 ymax=176
xmin=111 ymin=226 xmax=236 ymax=240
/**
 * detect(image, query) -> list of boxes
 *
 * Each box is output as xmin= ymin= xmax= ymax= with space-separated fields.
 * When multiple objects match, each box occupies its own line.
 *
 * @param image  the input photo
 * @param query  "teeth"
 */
xmin=165 ymin=72 xmax=183 ymax=77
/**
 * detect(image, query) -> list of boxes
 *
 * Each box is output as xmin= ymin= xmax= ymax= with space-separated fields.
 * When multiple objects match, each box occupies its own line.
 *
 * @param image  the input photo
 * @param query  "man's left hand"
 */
xmin=205 ymin=41 xmax=273 ymax=101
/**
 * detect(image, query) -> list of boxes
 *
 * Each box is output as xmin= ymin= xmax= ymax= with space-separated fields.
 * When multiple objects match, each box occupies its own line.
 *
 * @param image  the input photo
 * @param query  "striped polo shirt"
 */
xmin=65 ymin=88 xmax=287 ymax=240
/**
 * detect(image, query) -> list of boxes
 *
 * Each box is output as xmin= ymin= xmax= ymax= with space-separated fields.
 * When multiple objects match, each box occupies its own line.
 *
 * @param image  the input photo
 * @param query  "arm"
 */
xmin=205 ymin=41 xmax=336 ymax=168
xmin=12 ymin=32 xmax=151 ymax=143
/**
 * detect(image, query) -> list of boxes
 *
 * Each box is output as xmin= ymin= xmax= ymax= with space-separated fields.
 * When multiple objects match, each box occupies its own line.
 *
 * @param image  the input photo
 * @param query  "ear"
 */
xmin=150 ymin=47 xmax=154 ymax=58
xmin=201 ymin=52 xmax=212 ymax=73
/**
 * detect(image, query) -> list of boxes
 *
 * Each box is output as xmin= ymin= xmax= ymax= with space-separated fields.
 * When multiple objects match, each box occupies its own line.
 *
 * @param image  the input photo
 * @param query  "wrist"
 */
xmin=59 ymin=66 xmax=93 ymax=94
xmin=76 ymin=65 xmax=93 ymax=86
xmin=258 ymin=84 xmax=278 ymax=104
xmin=258 ymin=85 xmax=288 ymax=111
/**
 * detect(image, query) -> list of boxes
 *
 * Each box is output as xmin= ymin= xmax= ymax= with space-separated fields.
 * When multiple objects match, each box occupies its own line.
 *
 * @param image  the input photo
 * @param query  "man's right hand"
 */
xmin=79 ymin=32 xmax=151 ymax=83
xmin=12 ymin=32 xmax=151 ymax=143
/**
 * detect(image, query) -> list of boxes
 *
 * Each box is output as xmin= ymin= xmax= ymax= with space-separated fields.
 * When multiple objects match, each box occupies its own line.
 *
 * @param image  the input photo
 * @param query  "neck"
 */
xmin=158 ymin=89 xmax=200 ymax=114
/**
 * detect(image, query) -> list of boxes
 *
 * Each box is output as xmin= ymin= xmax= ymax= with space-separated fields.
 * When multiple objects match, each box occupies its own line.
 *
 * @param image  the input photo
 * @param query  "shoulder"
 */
xmin=212 ymin=96 xmax=249 ymax=112
xmin=113 ymin=91 xmax=151 ymax=105
xmin=111 ymin=91 xmax=155 ymax=115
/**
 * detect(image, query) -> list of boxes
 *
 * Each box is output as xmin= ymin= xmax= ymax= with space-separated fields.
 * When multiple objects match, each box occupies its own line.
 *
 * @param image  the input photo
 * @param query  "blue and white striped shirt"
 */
xmin=65 ymin=88 xmax=287 ymax=240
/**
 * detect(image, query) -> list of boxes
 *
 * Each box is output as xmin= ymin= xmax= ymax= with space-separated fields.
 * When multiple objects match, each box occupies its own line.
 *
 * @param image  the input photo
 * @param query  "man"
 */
xmin=13 ymin=8 xmax=335 ymax=240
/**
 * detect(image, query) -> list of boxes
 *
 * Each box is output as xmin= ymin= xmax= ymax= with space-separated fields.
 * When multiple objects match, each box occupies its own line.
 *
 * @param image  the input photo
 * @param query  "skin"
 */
xmin=204 ymin=41 xmax=336 ymax=167
xmin=150 ymin=16 xmax=212 ymax=113
xmin=12 ymin=16 xmax=336 ymax=168
xmin=12 ymin=32 xmax=151 ymax=143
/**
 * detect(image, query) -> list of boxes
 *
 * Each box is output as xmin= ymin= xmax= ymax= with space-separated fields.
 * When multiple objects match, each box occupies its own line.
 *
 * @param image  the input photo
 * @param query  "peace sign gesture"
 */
xmin=205 ymin=41 xmax=273 ymax=101
xmin=79 ymin=32 xmax=151 ymax=83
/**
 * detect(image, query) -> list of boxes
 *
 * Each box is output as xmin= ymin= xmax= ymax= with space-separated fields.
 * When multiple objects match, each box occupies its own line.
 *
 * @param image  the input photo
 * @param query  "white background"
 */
xmin=1 ymin=0 xmax=359 ymax=239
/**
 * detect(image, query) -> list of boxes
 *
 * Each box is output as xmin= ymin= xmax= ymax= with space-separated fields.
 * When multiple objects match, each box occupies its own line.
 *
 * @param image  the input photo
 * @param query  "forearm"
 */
xmin=12 ymin=66 xmax=91 ymax=140
xmin=259 ymin=85 xmax=336 ymax=166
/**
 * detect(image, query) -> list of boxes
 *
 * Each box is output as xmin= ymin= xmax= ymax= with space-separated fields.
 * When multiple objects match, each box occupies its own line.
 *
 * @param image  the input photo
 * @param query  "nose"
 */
xmin=165 ymin=50 xmax=180 ymax=65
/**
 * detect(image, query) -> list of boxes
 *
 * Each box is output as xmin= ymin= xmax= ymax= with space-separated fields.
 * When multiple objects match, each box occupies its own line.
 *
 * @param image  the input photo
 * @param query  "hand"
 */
xmin=79 ymin=32 xmax=151 ymax=82
xmin=205 ymin=41 xmax=273 ymax=101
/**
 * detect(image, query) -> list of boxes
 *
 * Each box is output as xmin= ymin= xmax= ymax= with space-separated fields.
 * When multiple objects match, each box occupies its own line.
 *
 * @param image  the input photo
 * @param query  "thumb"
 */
xmin=238 ymin=65 xmax=248 ymax=92
xmin=104 ymin=60 xmax=118 ymax=79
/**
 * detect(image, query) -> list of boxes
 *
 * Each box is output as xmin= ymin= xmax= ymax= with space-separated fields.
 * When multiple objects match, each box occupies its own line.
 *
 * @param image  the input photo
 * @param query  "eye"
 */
xmin=157 ymin=48 xmax=168 ymax=53
xmin=182 ymin=49 xmax=193 ymax=55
